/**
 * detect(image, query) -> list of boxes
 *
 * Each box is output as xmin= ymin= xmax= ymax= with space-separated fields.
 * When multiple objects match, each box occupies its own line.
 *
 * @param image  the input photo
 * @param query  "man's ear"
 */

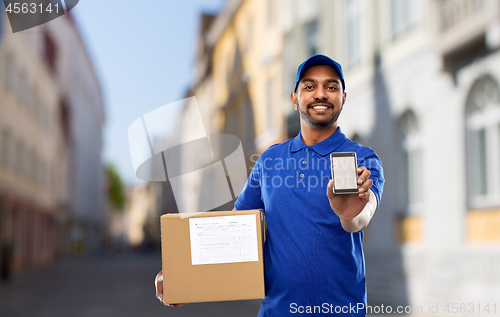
xmin=291 ymin=92 xmax=298 ymax=110
xmin=342 ymin=92 xmax=347 ymax=109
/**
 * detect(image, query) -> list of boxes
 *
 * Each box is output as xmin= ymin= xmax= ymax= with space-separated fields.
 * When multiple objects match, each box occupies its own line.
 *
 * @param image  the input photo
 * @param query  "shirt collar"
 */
xmin=290 ymin=127 xmax=347 ymax=156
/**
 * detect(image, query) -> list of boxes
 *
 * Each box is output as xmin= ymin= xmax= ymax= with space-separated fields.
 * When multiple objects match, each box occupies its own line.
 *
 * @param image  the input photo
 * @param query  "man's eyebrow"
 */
xmin=301 ymin=78 xmax=316 ymax=84
xmin=301 ymin=78 xmax=341 ymax=85
xmin=326 ymin=79 xmax=341 ymax=84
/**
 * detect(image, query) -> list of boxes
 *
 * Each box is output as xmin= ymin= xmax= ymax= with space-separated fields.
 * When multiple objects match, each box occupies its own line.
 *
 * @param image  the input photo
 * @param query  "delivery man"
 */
xmin=155 ymin=54 xmax=384 ymax=316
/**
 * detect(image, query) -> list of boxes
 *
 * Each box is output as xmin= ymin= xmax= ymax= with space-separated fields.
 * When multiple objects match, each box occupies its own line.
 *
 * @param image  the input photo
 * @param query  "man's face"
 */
xmin=291 ymin=65 xmax=347 ymax=127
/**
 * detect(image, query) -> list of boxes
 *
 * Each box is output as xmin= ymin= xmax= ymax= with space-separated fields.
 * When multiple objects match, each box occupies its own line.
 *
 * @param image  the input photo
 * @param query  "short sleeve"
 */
xmin=234 ymin=157 xmax=265 ymax=210
xmin=359 ymin=150 xmax=385 ymax=207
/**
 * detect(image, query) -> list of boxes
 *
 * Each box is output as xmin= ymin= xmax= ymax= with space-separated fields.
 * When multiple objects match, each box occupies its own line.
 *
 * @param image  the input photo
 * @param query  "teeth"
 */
xmin=313 ymin=106 xmax=328 ymax=109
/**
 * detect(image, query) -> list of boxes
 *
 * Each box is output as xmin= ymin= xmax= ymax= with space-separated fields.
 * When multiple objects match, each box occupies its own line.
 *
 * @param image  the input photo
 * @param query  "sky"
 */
xmin=71 ymin=0 xmax=226 ymax=185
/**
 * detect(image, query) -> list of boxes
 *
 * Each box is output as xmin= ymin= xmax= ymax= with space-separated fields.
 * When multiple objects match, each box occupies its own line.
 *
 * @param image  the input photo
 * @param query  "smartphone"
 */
xmin=330 ymin=152 xmax=359 ymax=194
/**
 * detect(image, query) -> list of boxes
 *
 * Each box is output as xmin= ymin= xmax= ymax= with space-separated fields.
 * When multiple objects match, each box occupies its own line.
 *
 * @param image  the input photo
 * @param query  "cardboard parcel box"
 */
xmin=160 ymin=209 xmax=265 ymax=304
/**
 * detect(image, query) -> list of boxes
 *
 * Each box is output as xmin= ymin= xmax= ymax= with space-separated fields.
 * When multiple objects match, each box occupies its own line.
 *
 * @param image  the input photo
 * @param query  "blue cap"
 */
xmin=294 ymin=54 xmax=345 ymax=92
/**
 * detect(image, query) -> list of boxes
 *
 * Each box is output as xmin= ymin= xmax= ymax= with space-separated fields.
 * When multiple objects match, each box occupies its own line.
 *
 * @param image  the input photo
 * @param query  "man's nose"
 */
xmin=313 ymin=86 xmax=328 ymax=100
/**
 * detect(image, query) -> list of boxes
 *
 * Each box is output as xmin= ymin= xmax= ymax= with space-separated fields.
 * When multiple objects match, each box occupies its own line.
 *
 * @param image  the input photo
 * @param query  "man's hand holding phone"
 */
xmin=327 ymin=166 xmax=372 ymax=219
xmin=327 ymin=164 xmax=375 ymax=233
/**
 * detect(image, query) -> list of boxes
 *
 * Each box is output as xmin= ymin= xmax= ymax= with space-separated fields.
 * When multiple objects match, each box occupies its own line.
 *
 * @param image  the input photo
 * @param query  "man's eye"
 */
xmin=327 ymin=86 xmax=338 ymax=90
xmin=304 ymin=86 xmax=313 ymax=89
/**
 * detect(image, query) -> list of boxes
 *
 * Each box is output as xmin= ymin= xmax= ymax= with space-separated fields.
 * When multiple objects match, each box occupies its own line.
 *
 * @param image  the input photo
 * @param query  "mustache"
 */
xmin=307 ymin=100 xmax=335 ymax=108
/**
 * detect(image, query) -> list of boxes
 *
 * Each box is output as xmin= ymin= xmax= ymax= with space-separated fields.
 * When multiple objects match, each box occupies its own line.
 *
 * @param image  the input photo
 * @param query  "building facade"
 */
xmin=208 ymin=0 xmax=285 ymax=155
xmin=0 ymin=10 xmax=105 ymax=278
xmin=47 ymin=14 xmax=106 ymax=254
xmin=169 ymin=0 xmax=286 ymax=214
xmin=0 ymin=12 xmax=63 ymax=273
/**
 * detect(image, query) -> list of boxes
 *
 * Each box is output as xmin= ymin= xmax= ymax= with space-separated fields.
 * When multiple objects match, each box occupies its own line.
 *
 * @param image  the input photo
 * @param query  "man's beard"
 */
xmin=297 ymin=99 xmax=340 ymax=127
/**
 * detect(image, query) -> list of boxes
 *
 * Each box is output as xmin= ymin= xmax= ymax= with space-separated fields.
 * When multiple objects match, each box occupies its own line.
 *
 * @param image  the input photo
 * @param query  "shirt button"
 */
xmin=305 ymin=148 xmax=309 ymax=152
xmin=299 ymin=173 xmax=304 ymax=178
xmin=302 ymin=160 xmax=307 ymax=165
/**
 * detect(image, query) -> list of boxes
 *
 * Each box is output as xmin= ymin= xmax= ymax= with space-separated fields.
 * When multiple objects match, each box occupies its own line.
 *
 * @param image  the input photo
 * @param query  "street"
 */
xmin=0 ymin=252 xmax=262 ymax=317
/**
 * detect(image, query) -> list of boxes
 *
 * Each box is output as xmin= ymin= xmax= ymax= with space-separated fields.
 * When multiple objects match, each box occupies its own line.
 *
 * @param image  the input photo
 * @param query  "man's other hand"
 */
xmin=155 ymin=270 xmax=185 ymax=307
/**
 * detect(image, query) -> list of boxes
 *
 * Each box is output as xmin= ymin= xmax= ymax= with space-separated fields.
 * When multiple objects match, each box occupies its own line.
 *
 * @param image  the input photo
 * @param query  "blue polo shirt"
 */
xmin=234 ymin=127 xmax=384 ymax=316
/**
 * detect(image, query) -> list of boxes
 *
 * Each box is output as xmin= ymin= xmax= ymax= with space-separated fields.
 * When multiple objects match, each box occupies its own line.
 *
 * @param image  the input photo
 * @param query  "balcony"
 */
xmin=438 ymin=0 xmax=486 ymax=33
xmin=434 ymin=0 xmax=499 ymax=52
xmin=433 ymin=0 xmax=500 ymax=75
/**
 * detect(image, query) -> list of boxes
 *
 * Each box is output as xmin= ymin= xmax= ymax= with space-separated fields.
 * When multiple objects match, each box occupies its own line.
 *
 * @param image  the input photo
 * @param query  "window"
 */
xmin=45 ymin=107 xmax=52 ymax=131
xmin=284 ymin=39 xmax=296 ymax=93
xmin=33 ymin=156 xmax=39 ymax=187
xmin=267 ymin=78 xmax=274 ymax=130
xmin=0 ymin=202 xmax=6 ymax=242
xmin=16 ymin=141 xmax=26 ymax=178
xmin=32 ymin=89 xmax=40 ymax=121
xmin=14 ymin=139 xmax=23 ymax=176
xmin=399 ymin=110 xmax=423 ymax=213
xmin=0 ymin=130 xmax=10 ymax=170
xmin=466 ymin=76 xmax=500 ymax=208
xmin=17 ymin=72 xmax=28 ymax=110
xmin=243 ymin=96 xmax=255 ymax=148
xmin=60 ymin=98 xmax=71 ymax=139
xmin=3 ymin=53 xmax=13 ymax=91
xmin=40 ymin=105 xmax=49 ymax=130
xmin=305 ymin=20 xmax=319 ymax=57
xmin=45 ymin=162 xmax=51 ymax=188
xmin=345 ymin=0 xmax=364 ymax=68
xmin=0 ymin=3 xmax=3 ymax=35
xmin=43 ymin=32 xmax=58 ymax=74
xmin=26 ymin=84 xmax=38 ymax=117
xmin=267 ymin=0 xmax=274 ymax=26
xmin=37 ymin=160 xmax=45 ymax=188
xmin=391 ymin=0 xmax=418 ymax=39
xmin=28 ymin=149 xmax=36 ymax=184
xmin=0 ymin=131 xmax=4 ymax=168
xmin=225 ymin=51 xmax=232 ymax=88
xmin=0 ymin=52 xmax=3 ymax=90
xmin=245 ymin=16 xmax=253 ymax=53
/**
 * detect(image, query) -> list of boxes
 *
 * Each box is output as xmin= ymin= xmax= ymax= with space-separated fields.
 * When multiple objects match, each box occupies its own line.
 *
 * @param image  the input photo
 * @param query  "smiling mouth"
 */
xmin=310 ymin=104 xmax=332 ymax=110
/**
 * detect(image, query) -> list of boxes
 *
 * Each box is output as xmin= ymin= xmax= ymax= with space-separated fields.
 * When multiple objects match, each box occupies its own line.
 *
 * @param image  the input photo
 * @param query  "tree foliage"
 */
xmin=105 ymin=164 xmax=126 ymax=210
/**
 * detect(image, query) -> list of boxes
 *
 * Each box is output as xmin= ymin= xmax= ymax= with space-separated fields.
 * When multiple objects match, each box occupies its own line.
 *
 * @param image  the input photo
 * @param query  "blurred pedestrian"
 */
xmin=1 ymin=240 xmax=13 ymax=282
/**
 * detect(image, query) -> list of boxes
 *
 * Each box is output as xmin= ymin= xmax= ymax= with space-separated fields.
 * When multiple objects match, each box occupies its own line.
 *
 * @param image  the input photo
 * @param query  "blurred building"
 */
xmin=47 ymin=13 xmax=106 ymax=255
xmin=185 ymin=0 xmax=500 ymax=310
xmin=208 ymin=0 xmax=285 ymax=155
xmin=190 ymin=13 xmax=217 ymax=137
xmin=0 ymin=12 xmax=63 ymax=273
xmin=165 ymin=14 xmax=220 ymax=213
xmin=0 ymin=11 xmax=105 ymax=277
xmin=281 ymin=0 xmax=323 ymax=139
xmin=166 ymin=0 xmax=285 ymax=213
xmin=122 ymin=185 xmax=160 ymax=249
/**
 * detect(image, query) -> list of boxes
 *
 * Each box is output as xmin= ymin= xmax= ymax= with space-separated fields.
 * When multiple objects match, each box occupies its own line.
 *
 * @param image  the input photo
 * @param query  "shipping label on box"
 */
xmin=189 ymin=214 xmax=259 ymax=265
